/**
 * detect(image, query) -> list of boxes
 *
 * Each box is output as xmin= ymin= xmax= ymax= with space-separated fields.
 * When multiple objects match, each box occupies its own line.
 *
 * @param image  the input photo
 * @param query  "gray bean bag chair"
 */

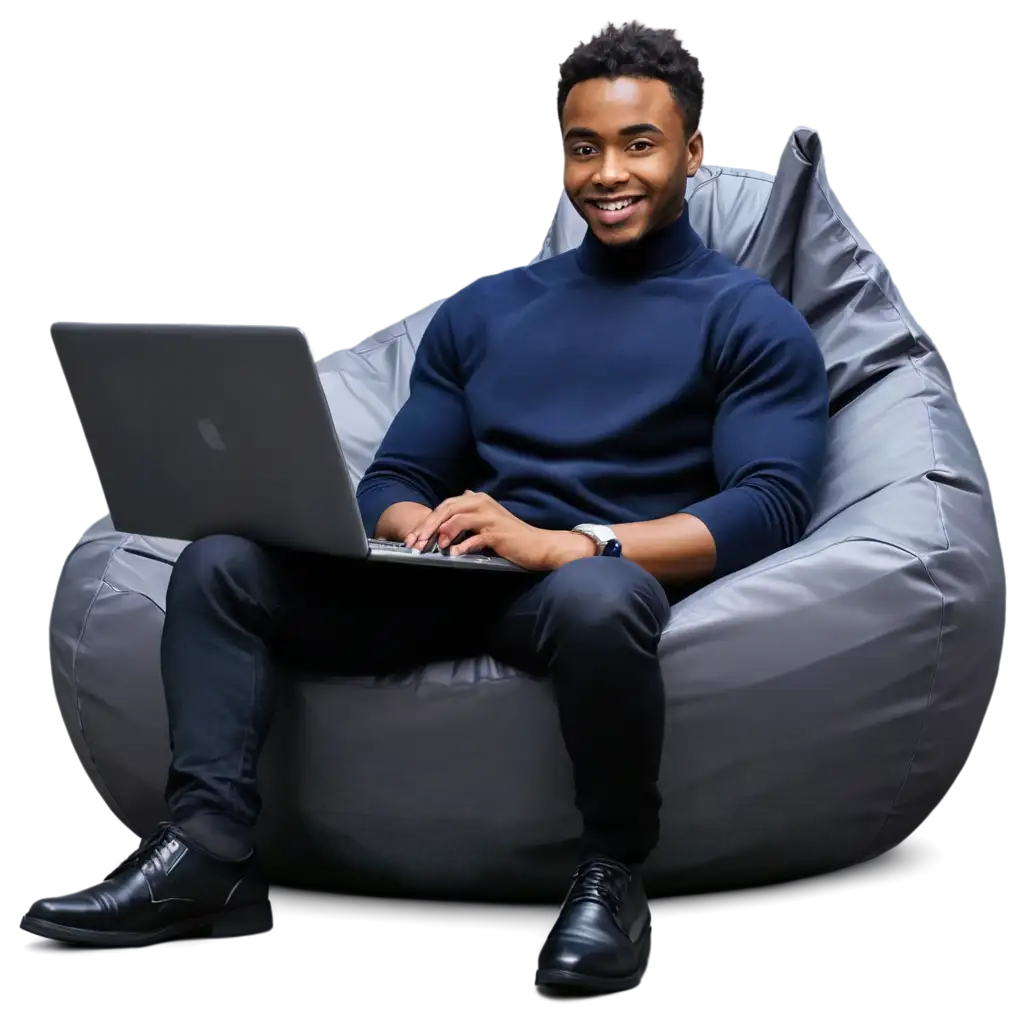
xmin=49 ymin=128 xmax=1005 ymax=901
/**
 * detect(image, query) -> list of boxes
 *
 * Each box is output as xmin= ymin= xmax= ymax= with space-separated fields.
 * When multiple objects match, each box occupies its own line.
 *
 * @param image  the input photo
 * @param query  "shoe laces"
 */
xmin=105 ymin=821 xmax=183 ymax=880
xmin=568 ymin=858 xmax=631 ymax=908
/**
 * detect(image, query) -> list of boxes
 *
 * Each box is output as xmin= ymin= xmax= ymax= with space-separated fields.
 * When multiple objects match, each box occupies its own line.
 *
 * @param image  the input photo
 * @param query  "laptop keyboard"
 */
xmin=369 ymin=538 xmax=445 ymax=555
xmin=368 ymin=537 xmax=509 ymax=566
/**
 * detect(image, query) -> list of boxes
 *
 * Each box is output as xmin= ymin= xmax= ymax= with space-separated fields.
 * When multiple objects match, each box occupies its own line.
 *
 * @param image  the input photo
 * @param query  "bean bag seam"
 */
xmin=665 ymin=533 xmax=939 ymax=634
xmin=808 ymin=172 xmax=930 ymax=362
xmin=71 ymin=536 xmax=133 ymax=825
xmin=347 ymin=325 xmax=410 ymax=359
xmin=905 ymin=352 xmax=953 ymax=554
xmin=864 ymin=356 xmax=950 ymax=851
xmin=856 ymin=592 xmax=946 ymax=862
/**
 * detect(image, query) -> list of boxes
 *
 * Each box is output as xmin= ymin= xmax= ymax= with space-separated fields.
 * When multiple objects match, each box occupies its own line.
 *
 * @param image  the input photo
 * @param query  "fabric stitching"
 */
xmin=233 ymin=638 xmax=259 ymax=816
xmin=347 ymin=324 xmax=408 ymax=359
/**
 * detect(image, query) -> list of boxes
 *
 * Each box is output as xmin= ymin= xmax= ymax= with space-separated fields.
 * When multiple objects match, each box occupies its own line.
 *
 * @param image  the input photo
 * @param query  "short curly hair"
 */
xmin=557 ymin=20 xmax=704 ymax=137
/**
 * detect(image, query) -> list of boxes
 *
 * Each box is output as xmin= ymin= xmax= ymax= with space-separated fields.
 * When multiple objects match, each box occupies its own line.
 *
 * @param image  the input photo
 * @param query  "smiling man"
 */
xmin=21 ymin=21 xmax=828 ymax=996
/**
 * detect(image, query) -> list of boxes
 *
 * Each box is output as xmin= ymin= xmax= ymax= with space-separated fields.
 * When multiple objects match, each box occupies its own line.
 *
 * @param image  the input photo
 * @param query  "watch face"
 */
xmin=602 ymin=539 xmax=623 ymax=557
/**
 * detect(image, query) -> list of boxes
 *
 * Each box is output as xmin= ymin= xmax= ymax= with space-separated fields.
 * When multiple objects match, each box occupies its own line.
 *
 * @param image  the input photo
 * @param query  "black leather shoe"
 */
xmin=20 ymin=821 xmax=272 ymax=947
xmin=535 ymin=857 xmax=651 ymax=994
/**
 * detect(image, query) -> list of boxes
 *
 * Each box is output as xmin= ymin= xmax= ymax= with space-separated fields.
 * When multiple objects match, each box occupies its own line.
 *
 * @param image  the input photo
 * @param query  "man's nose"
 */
xmin=593 ymin=153 xmax=629 ymax=187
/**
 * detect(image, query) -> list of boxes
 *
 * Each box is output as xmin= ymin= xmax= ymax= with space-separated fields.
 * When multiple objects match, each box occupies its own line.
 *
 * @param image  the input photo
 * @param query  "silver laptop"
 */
xmin=50 ymin=323 xmax=526 ymax=572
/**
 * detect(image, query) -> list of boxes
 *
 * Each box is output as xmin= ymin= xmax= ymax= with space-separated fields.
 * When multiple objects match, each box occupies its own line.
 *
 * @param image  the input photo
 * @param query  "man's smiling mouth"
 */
xmin=588 ymin=196 xmax=644 ymax=211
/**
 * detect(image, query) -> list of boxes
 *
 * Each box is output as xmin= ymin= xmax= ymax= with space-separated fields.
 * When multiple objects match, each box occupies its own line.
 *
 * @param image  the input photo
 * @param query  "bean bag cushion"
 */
xmin=49 ymin=128 xmax=1005 ymax=900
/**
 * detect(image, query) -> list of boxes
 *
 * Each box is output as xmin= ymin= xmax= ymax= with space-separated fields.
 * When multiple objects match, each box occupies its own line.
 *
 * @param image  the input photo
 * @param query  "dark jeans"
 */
xmin=160 ymin=535 xmax=672 ymax=864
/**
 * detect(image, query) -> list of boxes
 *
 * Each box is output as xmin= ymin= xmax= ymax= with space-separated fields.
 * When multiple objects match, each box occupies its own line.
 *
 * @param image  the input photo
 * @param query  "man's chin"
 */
xmin=568 ymin=195 xmax=646 ymax=244
xmin=589 ymin=219 xmax=647 ymax=247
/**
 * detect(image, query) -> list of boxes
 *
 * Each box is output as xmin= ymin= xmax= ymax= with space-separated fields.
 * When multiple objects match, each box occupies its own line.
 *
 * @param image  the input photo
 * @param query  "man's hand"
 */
xmin=375 ymin=501 xmax=433 ymax=544
xmin=405 ymin=490 xmax=595 ymax=572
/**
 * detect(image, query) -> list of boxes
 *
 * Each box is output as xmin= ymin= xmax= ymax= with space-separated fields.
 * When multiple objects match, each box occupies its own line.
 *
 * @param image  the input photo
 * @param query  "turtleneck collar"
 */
xmin=576 ymin=201 xmax=705 ymax=279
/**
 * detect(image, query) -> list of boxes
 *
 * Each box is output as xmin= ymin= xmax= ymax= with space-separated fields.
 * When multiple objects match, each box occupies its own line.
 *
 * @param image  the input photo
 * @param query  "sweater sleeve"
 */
xmin=680 ymin=281 xmax=829 ymax=579
xmin=355 ymin=298 xmax=477 ymax=536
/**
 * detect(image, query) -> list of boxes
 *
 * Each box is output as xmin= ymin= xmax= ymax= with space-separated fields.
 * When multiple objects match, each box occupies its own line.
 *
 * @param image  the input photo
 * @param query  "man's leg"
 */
xmin=22 ymin=533 xmax=516 ymax=946
xmin=487 ymin=555 xmax=671 ymax=993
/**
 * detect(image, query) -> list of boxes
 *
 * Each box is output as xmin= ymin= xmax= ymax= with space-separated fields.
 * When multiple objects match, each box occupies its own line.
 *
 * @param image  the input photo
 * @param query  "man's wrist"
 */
xmin=545 ymin=529 xmax=598 ymax=569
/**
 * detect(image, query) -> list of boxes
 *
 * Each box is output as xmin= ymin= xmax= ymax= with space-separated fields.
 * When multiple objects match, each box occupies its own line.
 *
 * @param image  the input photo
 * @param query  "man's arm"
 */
xmin=355 ymin=299 xmax=478 ymax=540
xmin=552 ymin=282 xmax=830 ymax=584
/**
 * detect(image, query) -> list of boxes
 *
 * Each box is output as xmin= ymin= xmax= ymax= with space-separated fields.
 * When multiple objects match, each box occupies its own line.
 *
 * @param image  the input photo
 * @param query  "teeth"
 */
xmin=595 ymin=197 xmax=639 ymax=211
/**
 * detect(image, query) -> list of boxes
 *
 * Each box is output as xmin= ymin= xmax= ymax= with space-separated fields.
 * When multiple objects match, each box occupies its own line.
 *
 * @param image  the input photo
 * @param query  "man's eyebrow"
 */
xmin=563 ymin=122 xmax=665 ymax=142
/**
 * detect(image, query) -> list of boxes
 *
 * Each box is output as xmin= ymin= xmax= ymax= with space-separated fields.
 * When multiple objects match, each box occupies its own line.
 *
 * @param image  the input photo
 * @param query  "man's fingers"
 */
xmin=405 ymin=492 xmax=495 ymax=549
xmin=419 ymin=499 xmax=460 ymax=548
xmin=405 ymin=512 xmax=437 ymax=548
xmin=437 ymin=512 xmax=487 ymax=547
xmin=408 ymin=499 xmax=458 ymax=549
xmin=450 ymin=531 xmax=493 ymax=557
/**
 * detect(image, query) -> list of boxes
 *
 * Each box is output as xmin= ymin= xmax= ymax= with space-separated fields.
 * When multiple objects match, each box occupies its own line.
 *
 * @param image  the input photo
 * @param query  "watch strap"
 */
xmin=572 ymin=524 xmax=621 ymax=557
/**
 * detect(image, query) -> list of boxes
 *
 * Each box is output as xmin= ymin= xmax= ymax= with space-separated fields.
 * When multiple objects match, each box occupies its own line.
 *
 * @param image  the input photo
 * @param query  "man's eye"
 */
xmin=572 ymin=145 xmax=596 ymax=156
xmin=629 ymin=140 xmax=653 ymax=151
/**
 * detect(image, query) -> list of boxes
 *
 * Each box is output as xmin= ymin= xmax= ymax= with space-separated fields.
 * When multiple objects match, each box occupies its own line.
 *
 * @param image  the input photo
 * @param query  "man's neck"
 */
xmin=576 ymin=202 xmax=705 ymax=279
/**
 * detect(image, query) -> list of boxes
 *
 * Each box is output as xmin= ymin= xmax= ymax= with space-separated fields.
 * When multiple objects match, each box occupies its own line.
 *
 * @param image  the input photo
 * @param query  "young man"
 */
xmin=21 ymin=21 xmax=829 ymax=994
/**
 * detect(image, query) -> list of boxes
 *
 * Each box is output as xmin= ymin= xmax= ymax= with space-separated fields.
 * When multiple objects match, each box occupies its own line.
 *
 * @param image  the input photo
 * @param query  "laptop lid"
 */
xmin=51 ymin=322 xmax=370 ymax=557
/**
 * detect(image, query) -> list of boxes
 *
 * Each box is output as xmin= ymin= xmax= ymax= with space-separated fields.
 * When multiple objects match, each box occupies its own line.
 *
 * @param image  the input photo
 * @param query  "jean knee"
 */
xmin=544 ymin=557 xmax=670 ymax=640
xmin=168 ymin=534 xmax=268 ymax=604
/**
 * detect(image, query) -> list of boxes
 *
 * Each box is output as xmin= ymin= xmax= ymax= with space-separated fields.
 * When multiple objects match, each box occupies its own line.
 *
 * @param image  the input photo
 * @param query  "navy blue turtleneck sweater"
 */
xmin=356 ymin=204 xmax=829 ymax=579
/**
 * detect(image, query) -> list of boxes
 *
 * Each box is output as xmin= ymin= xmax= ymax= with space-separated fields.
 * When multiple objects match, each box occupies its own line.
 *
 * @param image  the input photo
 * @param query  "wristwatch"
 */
xmin=571 ymin=523 xmax=623 ymax=557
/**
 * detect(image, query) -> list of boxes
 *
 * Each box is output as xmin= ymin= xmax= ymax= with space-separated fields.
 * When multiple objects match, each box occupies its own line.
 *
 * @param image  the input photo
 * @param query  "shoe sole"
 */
xmin=535 ymin=924 xmax=651 ymax=994
xmin=19 ymin=900 xmax=273 ymax=948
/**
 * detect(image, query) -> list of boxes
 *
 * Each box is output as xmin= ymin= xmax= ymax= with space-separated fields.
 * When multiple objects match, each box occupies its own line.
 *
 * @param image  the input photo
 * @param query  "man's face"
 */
xmin=561 ymin=76 xmax=703 ymax=246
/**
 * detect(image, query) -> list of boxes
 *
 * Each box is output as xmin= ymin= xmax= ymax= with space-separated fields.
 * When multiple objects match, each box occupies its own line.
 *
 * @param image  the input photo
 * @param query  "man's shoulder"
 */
xmin=692 ymin=252 xmax=812 ymax=336
xmin=675 ymin=253 xmax=822 ymax=381
xmin=439 ymin=265 xmax=517 ymax=314
xmin=441 ymin=253 xmax=575 ymax=321
xmin=691 ymin=248 xmax=771 ymax=299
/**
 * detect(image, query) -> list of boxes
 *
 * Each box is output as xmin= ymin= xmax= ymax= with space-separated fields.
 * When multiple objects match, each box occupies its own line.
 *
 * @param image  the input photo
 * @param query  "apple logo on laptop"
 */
xmin=198 ymin=418 xmax=226 ymax=451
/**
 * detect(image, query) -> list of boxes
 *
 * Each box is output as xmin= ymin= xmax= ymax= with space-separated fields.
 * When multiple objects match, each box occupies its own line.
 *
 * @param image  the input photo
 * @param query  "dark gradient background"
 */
xmin=2 ymin=6 xmax=1024 ymax=1015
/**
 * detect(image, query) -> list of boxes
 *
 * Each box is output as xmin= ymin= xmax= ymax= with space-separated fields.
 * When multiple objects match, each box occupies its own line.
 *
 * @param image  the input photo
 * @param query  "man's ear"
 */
xmin=686 ymin=130 xmax=704 ymax=177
